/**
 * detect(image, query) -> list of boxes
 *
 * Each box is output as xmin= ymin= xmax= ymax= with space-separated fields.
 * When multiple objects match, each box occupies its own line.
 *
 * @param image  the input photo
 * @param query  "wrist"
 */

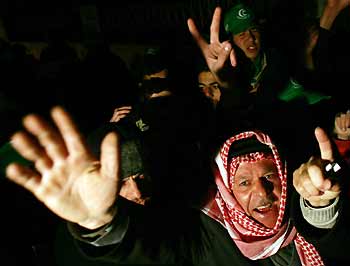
xmin=335 ymin=133 xmax=350 ymax=141
xmin=300 ymin=196 xmax=339 ymax=229
xmin=305 ymin=189 xmax=341 ymax=208
xmin=79 ymin=205 xmax=118 ymax=230
xmin=306 ymin=198 xmax=332 ymax=207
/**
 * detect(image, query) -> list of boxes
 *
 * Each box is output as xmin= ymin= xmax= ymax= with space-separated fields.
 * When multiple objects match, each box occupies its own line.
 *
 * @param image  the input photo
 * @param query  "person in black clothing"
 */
xmin=295 ymin=0 xmax=350 ymax=109
xmin=5 ymin=106 xmax=350 ymax=265
xmin=100 ymin=46 xmax=204 ymax=207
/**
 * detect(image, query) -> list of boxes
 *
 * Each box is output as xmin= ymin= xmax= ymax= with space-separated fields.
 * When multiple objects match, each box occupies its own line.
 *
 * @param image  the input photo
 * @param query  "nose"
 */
xmin=248 ymin=29 xmax=256 ymax=42
xmin=202 ymin=86 xmax=213 ymax=98
xmin=254 ymin=177 xmax=273 ymax=197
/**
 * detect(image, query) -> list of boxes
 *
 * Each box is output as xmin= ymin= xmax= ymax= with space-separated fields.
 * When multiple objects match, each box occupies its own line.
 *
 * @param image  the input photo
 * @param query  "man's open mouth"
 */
xmin=254 ymin=203 xmax=272 ymax=213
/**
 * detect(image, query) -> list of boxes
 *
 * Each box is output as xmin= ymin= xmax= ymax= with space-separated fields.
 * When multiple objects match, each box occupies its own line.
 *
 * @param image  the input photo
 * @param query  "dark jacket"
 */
xmin=62 ymin=188 xmax=350 ymax=266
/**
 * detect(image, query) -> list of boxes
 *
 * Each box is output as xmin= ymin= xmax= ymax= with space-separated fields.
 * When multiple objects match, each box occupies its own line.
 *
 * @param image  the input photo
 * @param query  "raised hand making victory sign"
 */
xmin=187 ymin=7 xmax=237 ymax=89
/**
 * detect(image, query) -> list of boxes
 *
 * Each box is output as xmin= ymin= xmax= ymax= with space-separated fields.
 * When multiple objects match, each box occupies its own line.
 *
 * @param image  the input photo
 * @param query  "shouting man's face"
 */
xmin=231 ymin=158 xmax=281 ymax=228
xmin=232 ymin=27 xmax=261 ymax=61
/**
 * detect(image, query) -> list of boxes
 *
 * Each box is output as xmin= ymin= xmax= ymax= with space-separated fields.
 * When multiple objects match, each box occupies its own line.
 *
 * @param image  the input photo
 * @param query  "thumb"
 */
xmin=230 ymin=47 xmax=237 ymax=67
xmin=100 ymin=132 xmax=120 ymax=182
xmin=315 ymin=127 xmax=333 ymax=161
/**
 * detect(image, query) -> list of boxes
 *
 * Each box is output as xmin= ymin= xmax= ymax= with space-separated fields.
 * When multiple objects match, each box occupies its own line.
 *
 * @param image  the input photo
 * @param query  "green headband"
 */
xmin=224 ymin=3 xmax=256 ymax=35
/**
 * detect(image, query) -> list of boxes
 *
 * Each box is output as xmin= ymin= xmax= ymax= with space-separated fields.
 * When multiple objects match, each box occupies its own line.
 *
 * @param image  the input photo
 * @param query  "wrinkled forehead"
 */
xmin=230 ymin=152 xmax=274 ymax=176
xmin=198 ymin=70 xmax=216 ymax=83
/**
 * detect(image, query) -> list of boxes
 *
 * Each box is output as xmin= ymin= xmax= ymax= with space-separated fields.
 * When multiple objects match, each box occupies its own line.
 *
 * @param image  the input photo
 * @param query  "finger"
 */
xmin=11 ymin=132 xmax=52 ymax=172
xmin=335 ymin=115 xmax=348 ymax=134
xmin=113 ymin=113 xmax=129 ymax=122
xmin=51 ymin=106 xmax=91 ymax=158
xmin=308 ymin=189 xmax=340 ymax=206
xmin=293 ymin=168 xmax=307 ymax=196
xmin=23 ymin=114 xmax=68 ymax=161
xmin=111 ymin=111 xmax=122 ymax=121
xmin=114 ymin=107 xmax=132 ymax=114
xmin=311 ymin=192 xmax=340 ymax=202
xmin=210 ymin=7 xmax=222 ymax=44
xmin=100 ymin=132 xmax=120 ymax=182
xmin=110 ymin=112 xmax=129 ymax=122
xmin=330 ymin=182 xmax=341 ymax=193
xmin=293 ymin=166 xmax=317 ymax=197
xmin=187 ymin=18 xmax=209 ymax=54
xmin=216 ymin=41 xmax=232 ymax=70
xmin=116 ymin=110 xmax=131 ymax=116
xmin=117 ymin=114 xmax=128 ymax=119
xmin=230 ymin=47 xmax=237 ymax=67
xmin=340 ymin=113 xmax=346 ymax=130
xmin=118 ymin=106 xmax=132 ymax=110
xmin=308 ymin=163 xmax=331 ymax=191
xmin=345 ymin=111 xmax=350 ymax=128
xmin=302 ymin=177 xmax=321 ymax=197
xmin=335 ymin=116 xmax=342 ymax=131
xmin=110 ymin=115 xmax=119 ymax=122
xmin=6 ymin=163 xmax=41 ymax=195
xmin=314 ymin=127 xmax=333 ymax=161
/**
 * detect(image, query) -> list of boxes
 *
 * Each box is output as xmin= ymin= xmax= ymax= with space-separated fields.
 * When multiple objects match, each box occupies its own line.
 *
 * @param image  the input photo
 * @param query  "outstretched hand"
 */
xmin=187 ymin=7 xmax=237 ymax=88
xmin=6 ymin=106 xmax=120 ymax=229
xmin=110 ymin=106 xmax=132 ymax=123
xmin=334 ymin=110 xmax=350 ymax=140
xmin=293 ymin=127 xmax=341 ymax=207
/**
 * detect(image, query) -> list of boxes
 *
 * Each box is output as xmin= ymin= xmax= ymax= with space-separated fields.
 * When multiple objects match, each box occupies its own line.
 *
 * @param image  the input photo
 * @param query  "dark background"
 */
xmin=1 ymin=0 xmax=348 ymax=44
xmin=0 ymin=1 xmax=349 ymax=265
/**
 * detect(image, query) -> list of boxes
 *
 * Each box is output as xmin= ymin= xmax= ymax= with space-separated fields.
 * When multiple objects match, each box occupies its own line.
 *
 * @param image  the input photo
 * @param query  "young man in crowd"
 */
xmin=187 ymin=2 xmax=333 ymax=108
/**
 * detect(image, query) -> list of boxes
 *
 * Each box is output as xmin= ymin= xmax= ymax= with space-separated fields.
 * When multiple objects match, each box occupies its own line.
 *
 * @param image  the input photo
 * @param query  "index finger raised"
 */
xmin=315 ymin=127 xmax=333 ymax=161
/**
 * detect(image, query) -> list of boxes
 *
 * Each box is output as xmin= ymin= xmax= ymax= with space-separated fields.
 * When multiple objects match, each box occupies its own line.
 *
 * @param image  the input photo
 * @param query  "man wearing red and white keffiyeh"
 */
xmin=202 ymin=130 xmax=339 ymax=266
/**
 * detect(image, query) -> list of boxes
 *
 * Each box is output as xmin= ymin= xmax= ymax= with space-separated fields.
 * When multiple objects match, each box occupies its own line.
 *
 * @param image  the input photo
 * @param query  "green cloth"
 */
xmin=224 ymin=3 xmax=256 ymax=35
xmin=250 ymin=53 xmax=266 ymax=86
xmin=278 ymin=78 xmax=331 ymax=105
xmin=0 ymin=142 xmax=31 ymax=177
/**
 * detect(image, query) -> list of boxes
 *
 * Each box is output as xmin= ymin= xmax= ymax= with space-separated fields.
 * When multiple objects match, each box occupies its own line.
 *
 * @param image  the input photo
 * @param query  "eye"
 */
xmin=239 ymin=180 xmax=249 ymax=186
xmin=263 ymin=174 xmax=276 ymax=181
xmin=212 ymin=83 xmax=220 ymax=89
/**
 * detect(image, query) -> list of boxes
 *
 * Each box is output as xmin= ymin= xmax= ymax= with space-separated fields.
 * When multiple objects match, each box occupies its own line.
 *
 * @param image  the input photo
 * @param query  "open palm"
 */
xmin=6 ymin=106 xmax=120 ymax=229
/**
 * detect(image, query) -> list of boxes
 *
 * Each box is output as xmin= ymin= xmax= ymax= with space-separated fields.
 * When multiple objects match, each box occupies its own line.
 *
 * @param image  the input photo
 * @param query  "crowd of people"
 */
xmin=1 ymin=0 xmax=350 ymax=265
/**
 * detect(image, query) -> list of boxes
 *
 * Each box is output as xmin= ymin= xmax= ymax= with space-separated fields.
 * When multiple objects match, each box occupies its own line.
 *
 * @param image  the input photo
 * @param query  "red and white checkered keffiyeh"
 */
xmin=202 ymin=131 xmax=324 ymax=266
